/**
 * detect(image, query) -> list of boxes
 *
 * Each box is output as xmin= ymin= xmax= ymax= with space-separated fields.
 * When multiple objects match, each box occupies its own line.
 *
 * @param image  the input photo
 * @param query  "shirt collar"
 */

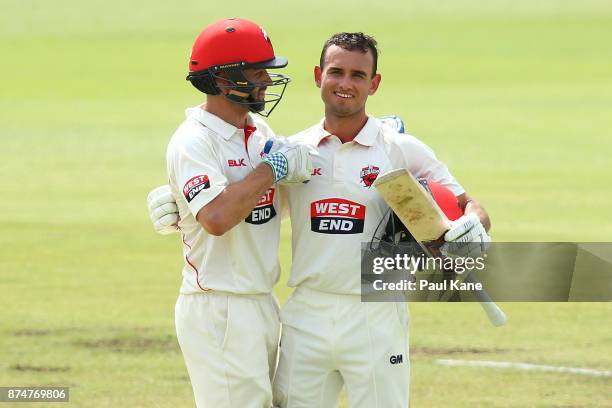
xmin=352 ymin=116 xmax=378 ymax=147
xmin=314 ymin=116 xmax=378 ymax=147
xmin=313 ymin=118 xmax=333 ymax=145
xmin=186 ymin=106 xmax=254 ymax=141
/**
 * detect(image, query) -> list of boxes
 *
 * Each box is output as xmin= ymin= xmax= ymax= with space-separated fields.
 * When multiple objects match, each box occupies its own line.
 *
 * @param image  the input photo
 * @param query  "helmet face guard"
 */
xmin=210 ymin=66 xmax=289 ymax=117
xmin=187 ymin=66 xmax=290 ymax=117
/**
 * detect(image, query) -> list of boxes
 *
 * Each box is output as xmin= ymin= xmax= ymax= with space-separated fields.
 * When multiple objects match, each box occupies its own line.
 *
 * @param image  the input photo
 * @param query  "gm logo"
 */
xmin=390 ymin=354 xmax=403 ymax=365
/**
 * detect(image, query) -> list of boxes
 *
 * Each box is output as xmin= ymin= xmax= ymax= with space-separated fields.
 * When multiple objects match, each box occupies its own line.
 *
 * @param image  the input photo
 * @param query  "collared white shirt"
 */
xmin=283 ymin=116 xmax=464 ymax=295
xmin=166 ymin=107 xmax=281 ymax=294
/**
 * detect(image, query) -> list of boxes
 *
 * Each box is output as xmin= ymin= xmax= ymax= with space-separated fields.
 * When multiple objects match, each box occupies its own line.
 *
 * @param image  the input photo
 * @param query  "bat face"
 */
xmin=373 ymin=168 xmax=508 ymax=327
xmin=373 ymin=169 xmax=450 ymax=242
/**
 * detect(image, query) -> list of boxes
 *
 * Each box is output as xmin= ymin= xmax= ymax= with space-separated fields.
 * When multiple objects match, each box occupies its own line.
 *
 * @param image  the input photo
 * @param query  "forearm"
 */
xmin=196 ymin=164 xmax=274 ymax=235
xmin=458 ymin=194 xmax=491 ymax=232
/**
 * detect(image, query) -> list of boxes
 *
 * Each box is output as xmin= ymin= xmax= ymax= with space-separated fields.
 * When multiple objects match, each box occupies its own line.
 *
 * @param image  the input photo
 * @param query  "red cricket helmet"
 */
xmin=422 ymin=179 xmax=463 ymax=221
xmin=188 ymin=18 xmax=287 ymax=73
xmin=186 ymin=18 xmax=290 ymax=117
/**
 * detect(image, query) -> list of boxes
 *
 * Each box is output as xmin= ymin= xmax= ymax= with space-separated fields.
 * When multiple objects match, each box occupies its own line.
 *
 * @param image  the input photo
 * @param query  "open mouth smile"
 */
xmin=334 ymin=91 xmax=354 ymax=99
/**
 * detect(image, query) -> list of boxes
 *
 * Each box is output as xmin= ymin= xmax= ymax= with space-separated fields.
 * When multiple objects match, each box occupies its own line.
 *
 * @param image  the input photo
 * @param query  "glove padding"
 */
xmin=440 ymin=213 xmax=491 ymax=258
xmin=380 ymin=115 xmax=405 ymax=134
xmin=262 ymin=142 xmax=312 ymax=184
xmin=147 ymin=185 xmax=180 ymax=235
xmin=261 ymin=137 xmax=287 ymax=157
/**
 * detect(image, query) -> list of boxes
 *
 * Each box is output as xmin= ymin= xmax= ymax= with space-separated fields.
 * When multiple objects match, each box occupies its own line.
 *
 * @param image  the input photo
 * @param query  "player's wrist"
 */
xmin=258 ymin=161 xmax=277 ymax=184
xmin=261 ymin=152 xmax=289 ymax=183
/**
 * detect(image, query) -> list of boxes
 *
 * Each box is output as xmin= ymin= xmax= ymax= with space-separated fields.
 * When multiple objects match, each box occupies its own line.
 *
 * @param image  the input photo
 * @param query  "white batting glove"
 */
xmin=440 ymin=213 xmax=491 ymax=258
xmin=262 ymin=142 xmax=313 ymax=184
xmin=147 ymin=185 xmax=180 ymax=235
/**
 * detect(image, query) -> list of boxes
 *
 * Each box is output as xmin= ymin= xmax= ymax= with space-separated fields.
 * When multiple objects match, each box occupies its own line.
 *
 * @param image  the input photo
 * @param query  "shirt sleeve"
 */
xmin=387 ymin=132 xmax=465 ymax=196
xmin=167 ymin=131 xmax=228 ymax=217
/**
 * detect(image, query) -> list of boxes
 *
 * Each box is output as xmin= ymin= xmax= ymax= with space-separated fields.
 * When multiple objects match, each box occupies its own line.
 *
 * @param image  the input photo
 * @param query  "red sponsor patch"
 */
xmin=311 ymin=168 xmax=322 ymax=176
xmin=310 ymin=198 xmax=366 ymax=234
xmin=183 ymin=175 xmax=210 ymax=202
xmin=246 ymin=188 xmax=276 ymax=225
xmin=256 ymin=188 xmax=275 ymax=207
xmin=360 ymin=165 xmax=380 ymax=187
xmin=310 ymin=198 xmax=366 ymax=218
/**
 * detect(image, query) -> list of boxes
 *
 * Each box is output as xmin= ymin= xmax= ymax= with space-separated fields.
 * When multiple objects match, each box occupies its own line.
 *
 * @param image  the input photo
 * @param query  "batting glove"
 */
xmin=261 ymin=137 xmax=288 ymax=158
xmin=380 ymin=115 xmax=405 ymax=134
xmin=262 ymin=143 xmax=313 ymax=184
xmin=440 ymin=213 xmax=491 ymax=258
xmin=147 ymin=185 xmax=180 ymax=235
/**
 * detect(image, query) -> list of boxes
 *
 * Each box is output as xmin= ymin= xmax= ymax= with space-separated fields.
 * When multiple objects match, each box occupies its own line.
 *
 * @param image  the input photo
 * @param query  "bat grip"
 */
xmin=464 ymin=274 xmax=507 ymax=327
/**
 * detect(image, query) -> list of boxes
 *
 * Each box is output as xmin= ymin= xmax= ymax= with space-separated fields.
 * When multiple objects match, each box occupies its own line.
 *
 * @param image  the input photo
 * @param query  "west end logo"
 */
xmin=245 ymin=188 xmax=276 ymax=225
xmin=310 ymin=198 xmax=366 ymax=234
xmin=183 ymin=175 xmax=210 ymax=203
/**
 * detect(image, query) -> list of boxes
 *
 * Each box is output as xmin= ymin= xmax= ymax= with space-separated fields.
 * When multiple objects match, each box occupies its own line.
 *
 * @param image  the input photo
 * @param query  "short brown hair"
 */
xmin=319 ymin=32 xmax=379 ymax=76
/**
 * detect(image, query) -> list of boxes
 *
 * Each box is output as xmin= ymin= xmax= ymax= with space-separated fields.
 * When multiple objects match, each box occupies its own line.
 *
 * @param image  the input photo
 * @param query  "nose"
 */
xmin=262 ymin=70 xmax=272 ymax=83
xmin=337 ymin=74 xmax=352 ymax=90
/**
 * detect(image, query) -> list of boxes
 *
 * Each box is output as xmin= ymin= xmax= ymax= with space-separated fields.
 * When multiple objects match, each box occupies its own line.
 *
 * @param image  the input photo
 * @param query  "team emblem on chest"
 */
xmin=360 ymin=165 xmax=380 ymax=188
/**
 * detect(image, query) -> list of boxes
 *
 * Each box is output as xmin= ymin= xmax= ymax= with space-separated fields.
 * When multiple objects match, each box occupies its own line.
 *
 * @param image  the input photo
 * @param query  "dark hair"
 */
xmin=319 ymin=32 xmax=379 ymax=76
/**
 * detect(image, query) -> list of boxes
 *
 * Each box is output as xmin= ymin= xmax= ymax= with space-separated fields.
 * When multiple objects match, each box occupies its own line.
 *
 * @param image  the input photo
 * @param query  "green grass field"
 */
xmin=1 ymin=1 xmax=611 ymax=406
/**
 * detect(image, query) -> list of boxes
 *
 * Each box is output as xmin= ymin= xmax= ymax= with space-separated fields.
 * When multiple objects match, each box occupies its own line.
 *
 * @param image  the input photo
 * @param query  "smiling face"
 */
xmin=315 ymin=45 xmax=381 ymax=119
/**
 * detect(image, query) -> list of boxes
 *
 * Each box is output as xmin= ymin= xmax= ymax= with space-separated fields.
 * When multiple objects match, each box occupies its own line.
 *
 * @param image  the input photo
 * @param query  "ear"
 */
xmin=368 ymin=73 xmax=381 ymax=96
xmin=314 ymin=66 xmax=322 ymax=88
xmin=215 ymin=73 xmax=232 ymax=95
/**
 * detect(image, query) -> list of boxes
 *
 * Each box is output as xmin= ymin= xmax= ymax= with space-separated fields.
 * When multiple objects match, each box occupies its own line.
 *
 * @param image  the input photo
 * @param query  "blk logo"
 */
xmin=390 ymin=354 xmax=403 ymax=365
xmin=311 ymin=168 xmax=322 ymax=176
xmin=228 ymin=158 xmax=247 ymax=167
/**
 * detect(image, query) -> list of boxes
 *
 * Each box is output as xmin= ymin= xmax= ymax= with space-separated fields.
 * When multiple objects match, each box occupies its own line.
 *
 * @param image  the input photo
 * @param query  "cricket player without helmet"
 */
xmin=161 ymin=18 xmax=312 ymax=408
xmin=271 ymin=33 xmax=491 ymax=408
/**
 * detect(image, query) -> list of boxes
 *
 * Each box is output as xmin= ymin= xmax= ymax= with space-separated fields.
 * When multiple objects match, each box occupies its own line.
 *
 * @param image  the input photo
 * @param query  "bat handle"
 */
xmin=464 ymin=274 xmax=508 ymax=327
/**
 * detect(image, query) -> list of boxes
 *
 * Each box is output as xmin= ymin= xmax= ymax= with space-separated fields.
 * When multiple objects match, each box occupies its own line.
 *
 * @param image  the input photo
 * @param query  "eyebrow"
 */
xmin=327 ymin=66 xmax=368 ymax=77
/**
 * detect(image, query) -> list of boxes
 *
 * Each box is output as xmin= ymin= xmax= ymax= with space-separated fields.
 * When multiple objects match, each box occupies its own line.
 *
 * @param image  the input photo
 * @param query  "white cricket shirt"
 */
xmin=283 ymin=117 xmax=464 ymax=295
xmin=166 ymin=107 xmax=281 ymax=294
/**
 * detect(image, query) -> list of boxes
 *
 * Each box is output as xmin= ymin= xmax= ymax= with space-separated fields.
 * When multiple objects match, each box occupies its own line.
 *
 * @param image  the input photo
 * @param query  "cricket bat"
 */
xmin=373 ymin=168 xmax=507 ymax=327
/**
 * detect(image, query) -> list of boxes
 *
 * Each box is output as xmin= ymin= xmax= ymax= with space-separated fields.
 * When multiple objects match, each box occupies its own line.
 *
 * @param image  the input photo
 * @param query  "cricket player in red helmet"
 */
xmin=153 ymin=18 xmax=312 ymax=408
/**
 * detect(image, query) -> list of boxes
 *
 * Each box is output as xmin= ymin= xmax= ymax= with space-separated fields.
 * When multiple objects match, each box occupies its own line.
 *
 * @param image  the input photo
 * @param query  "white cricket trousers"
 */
xmin=273 ymin=287 xmax=410 ymax=408
xmin=175 ymin=292 xmax=281 ymax=408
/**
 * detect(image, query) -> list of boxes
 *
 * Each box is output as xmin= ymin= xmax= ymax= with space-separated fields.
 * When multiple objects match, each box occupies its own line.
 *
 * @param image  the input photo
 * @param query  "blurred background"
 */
xmin=1 ymin=0 xmax=611 ymax=406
